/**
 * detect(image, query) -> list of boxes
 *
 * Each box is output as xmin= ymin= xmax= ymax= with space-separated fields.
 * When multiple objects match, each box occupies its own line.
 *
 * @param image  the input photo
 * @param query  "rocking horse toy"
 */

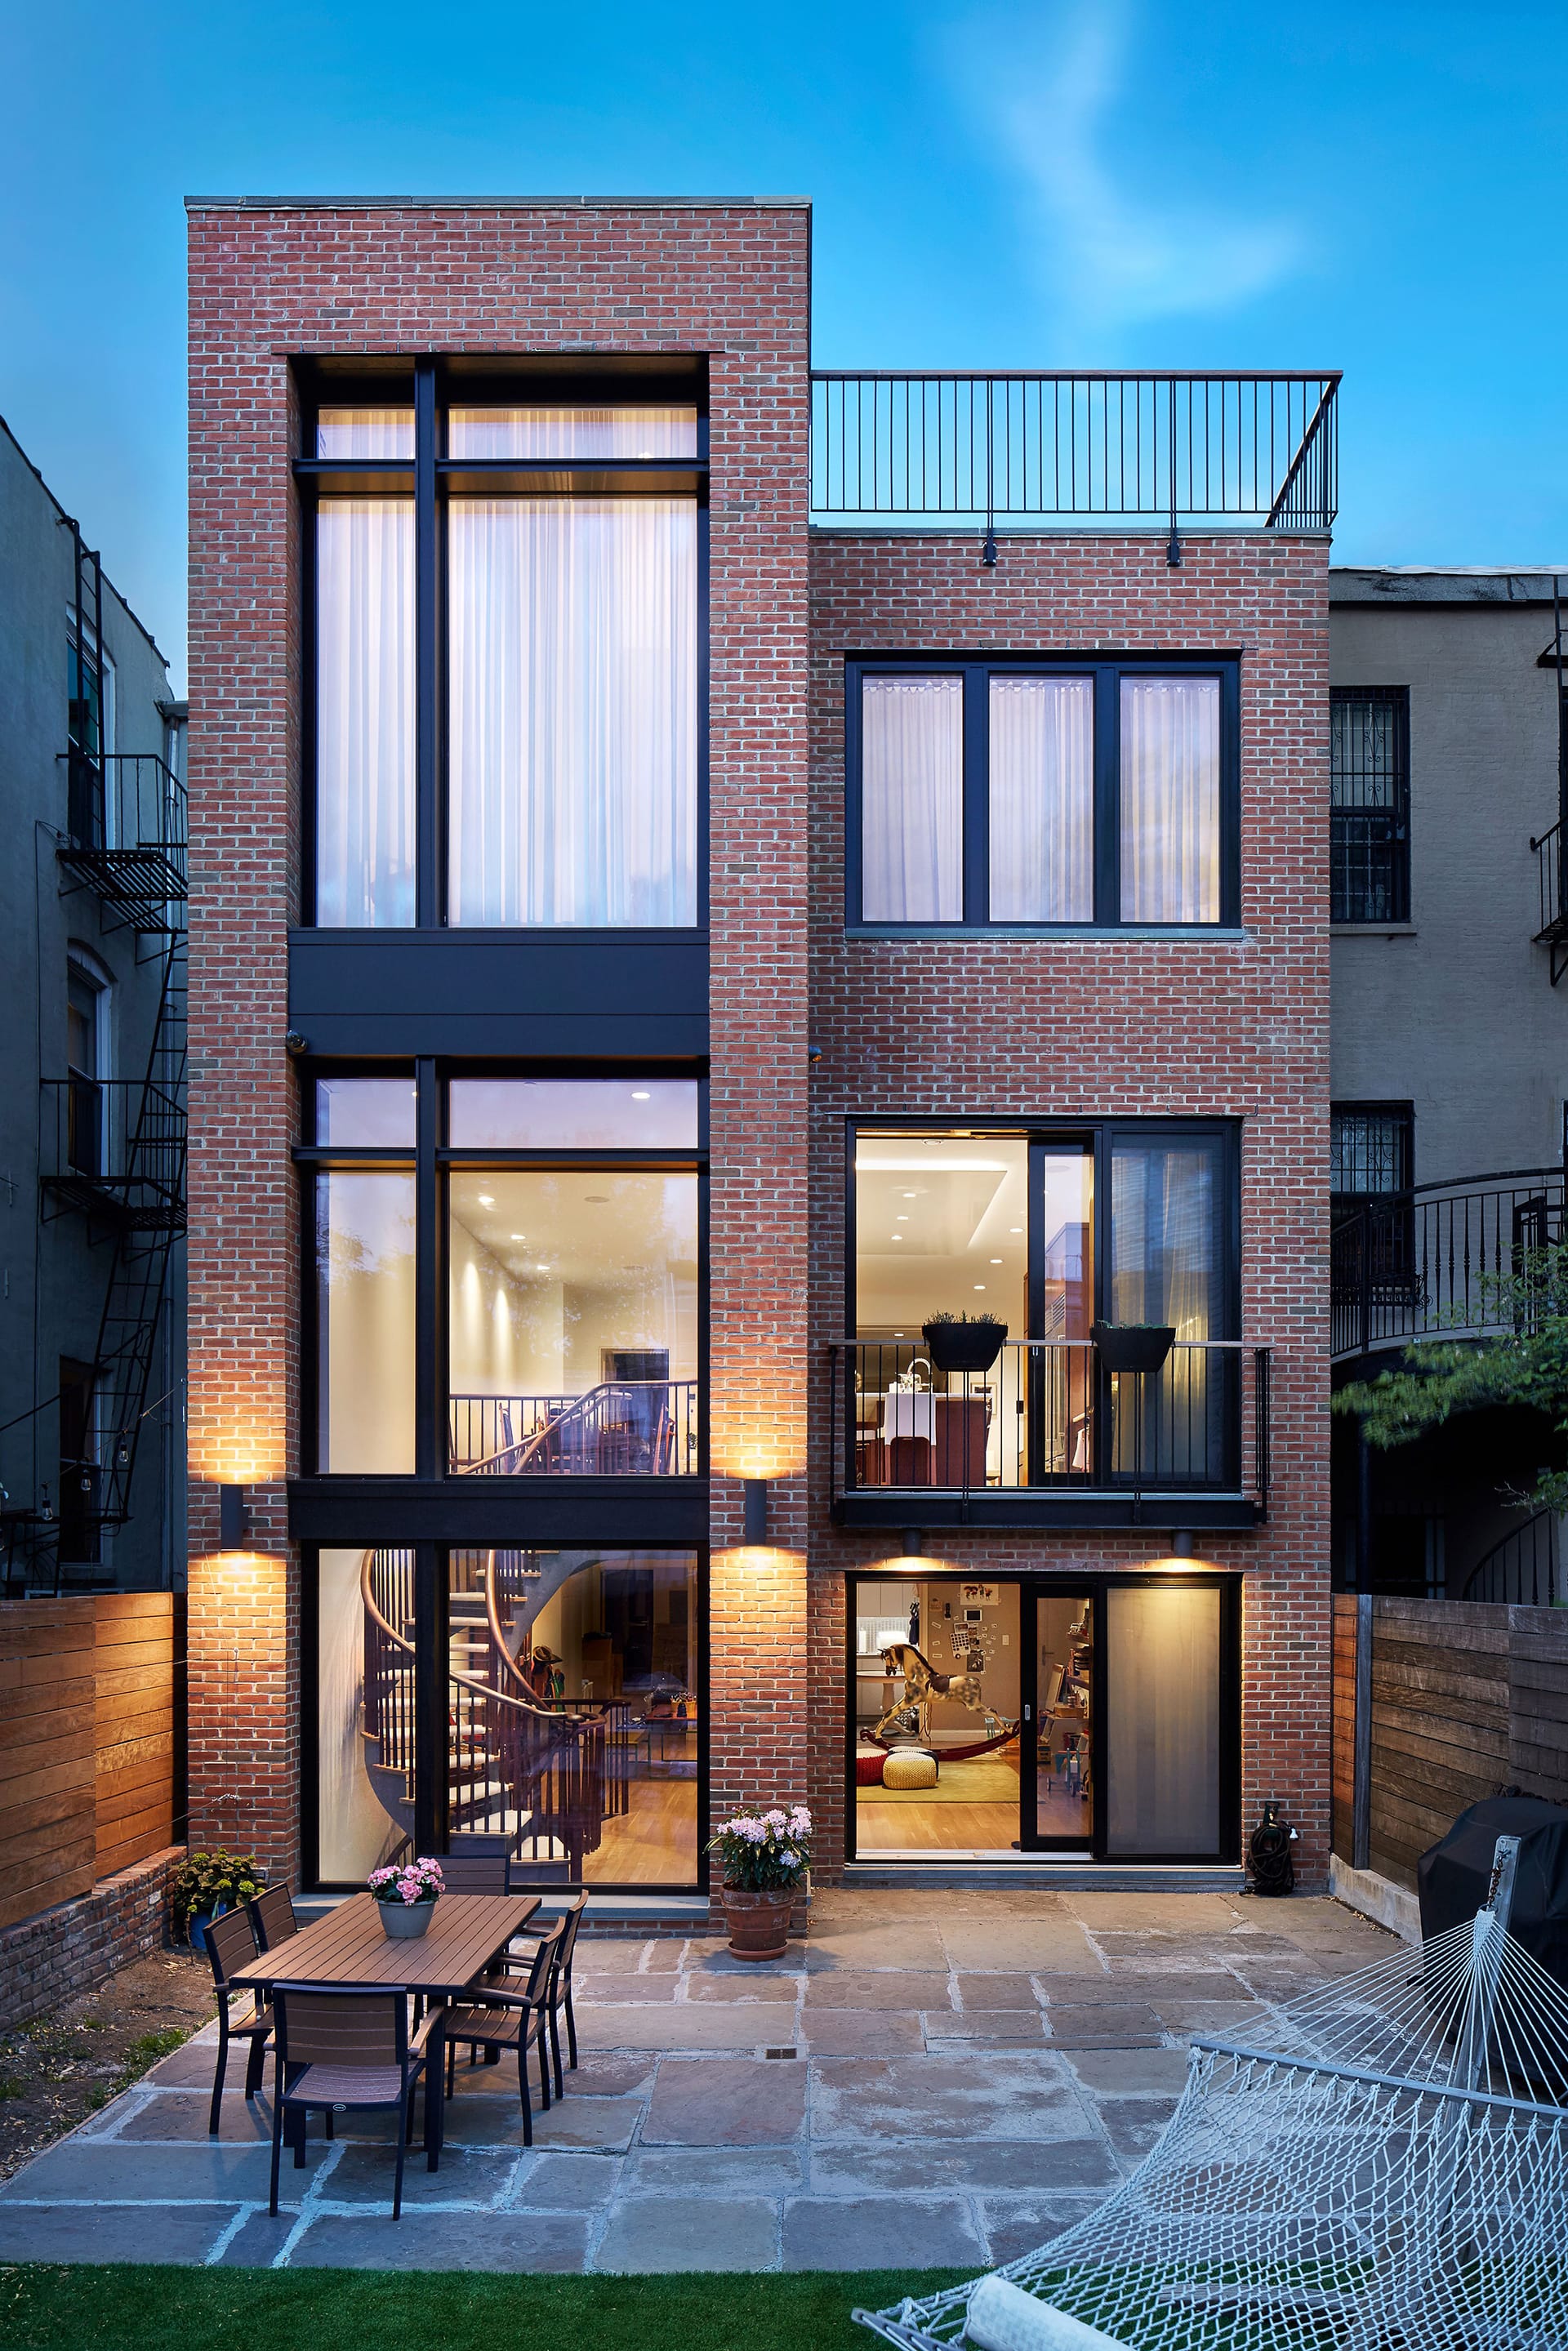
xmin=871 ymin=1642 xmax=1019 ymax=1756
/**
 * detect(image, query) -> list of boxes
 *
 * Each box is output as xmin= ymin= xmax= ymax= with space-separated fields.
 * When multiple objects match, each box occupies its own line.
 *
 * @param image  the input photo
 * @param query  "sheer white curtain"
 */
xmin=448 ymin=407 xmax=697 ymax=459
xmin=316 ymin=409 xmax=414 ymax=459
xmin=448 ymin=497 xmax=697 ymax=927
xmin=989 ymin=676 xmax=1094 ymax=920
xmin=1119 ymin=677 xmax=1220 ymax=922
xmin=315 ymin=500 xmax=416 ymax=927
xmin=861 ymin=676 xmax=963 ymax=922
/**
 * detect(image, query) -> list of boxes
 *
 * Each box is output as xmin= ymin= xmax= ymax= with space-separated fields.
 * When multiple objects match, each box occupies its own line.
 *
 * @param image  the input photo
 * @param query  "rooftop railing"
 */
xmin=809 ymin=371 xmax=1340 ymax=539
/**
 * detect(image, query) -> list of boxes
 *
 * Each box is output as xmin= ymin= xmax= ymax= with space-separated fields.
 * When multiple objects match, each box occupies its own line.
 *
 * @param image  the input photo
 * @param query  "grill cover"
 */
xmin=1419 ymin=1794 xmax=1568 ymax=1989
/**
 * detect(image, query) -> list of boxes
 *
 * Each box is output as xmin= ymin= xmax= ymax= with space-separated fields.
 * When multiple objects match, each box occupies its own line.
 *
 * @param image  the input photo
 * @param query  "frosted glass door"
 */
xmin=1103 ymin=1583 xmax=1222 ymax=1857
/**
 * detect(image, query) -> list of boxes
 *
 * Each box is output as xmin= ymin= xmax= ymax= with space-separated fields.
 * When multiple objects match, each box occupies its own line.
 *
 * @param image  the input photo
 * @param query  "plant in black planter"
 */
xmin=1090 ymin=1320 xmax=1176 ymax=1376
xmin=173 ymin=1848 xmax=263 ymax=1950
xmin=921 ymin=1311 xmax=1008 ymax=1375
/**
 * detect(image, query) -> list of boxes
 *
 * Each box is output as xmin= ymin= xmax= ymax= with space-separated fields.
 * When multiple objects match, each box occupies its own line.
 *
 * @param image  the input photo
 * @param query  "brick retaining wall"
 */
xmin=0 ymin=1846 xmax=182 ymax=2033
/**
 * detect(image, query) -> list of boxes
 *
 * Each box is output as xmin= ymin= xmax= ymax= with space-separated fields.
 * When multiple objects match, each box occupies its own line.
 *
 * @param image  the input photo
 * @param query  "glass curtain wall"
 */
xmin=314 ymin=1545 xmax=702 ymax=1888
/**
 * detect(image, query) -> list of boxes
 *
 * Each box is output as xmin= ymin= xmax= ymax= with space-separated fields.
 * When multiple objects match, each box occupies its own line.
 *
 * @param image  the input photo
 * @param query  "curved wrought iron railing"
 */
xmin=1461 ymin=1512 xmax=1564 ymax=1607
xmin=1330 ymin=1168 xmax=1565 ymax=1361
xmin=359 ymin=1547 xmax=620 ymax=1871
xmin=450 ymin=1381 xmax=698 ymax=1476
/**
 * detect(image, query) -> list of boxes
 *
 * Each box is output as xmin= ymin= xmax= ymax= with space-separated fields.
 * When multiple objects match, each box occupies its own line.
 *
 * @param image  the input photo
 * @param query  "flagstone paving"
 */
xmin=0 ymin=1887 xmax=1394 ymax=2271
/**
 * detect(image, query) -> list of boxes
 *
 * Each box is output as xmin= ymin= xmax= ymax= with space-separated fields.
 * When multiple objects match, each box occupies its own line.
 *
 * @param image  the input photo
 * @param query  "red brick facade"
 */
xmin=186 ymin=201 xmax=1329 ymax=1899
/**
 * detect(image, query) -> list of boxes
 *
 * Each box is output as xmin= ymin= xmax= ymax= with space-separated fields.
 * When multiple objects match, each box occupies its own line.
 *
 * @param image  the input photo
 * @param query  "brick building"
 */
xmin=186 ymin=197 xmax=1335 ymax=1909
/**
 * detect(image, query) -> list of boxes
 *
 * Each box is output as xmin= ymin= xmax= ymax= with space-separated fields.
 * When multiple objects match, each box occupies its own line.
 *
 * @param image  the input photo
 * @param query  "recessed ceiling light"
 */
xmin=477 ymin=1194 xmax=495 ymax=1207
xmin=896 ymin=1214 xmax=910 ymax=1222
xmin=631 ymin=1090 xmax=651 ymax=1101
xmin=891 ymin=1235 xmax=903 ymax=1242
xmin=536 ymin=1263 xmax=550 ymax=1273
xmin=1009 ymin=1227 xmax=1023 ymax=1234
xmin=990 ymin=1258 xmax=1003 ymax=1264
xmin=901 ymin=1191 xmax=918 ymax=1199
xmin=973 ymin=1284 xmax=986 ymax=1291
xmin=510 ymin=1233 xmax=525 ymax=1240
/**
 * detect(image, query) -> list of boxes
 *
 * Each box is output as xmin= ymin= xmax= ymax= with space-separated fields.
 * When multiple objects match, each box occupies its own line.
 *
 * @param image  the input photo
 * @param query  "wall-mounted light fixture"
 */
xmin=219 ymin=1484 xmax=251 ymax=1549
xmin=742 ymin=1478 xmax=769 ymax=1545
xmin=902 ymin=1529 xmax=924 ymax=1558
xmin=1167 ymin=1532 xmax=1195 ymax=1561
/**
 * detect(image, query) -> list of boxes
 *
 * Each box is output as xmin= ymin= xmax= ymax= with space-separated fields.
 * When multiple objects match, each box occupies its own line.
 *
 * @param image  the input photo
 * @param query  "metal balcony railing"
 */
xmin=449 ymin=1382 xmax=701 ymax=1476
xmin=39 ymin=1078 xmax=186 ymax=1231
xmin=1330 ymin=1168 xmax=1566 ymax=1361
xmin=56 ymin=750 xmax=187 ymax=933
xmin=827 ymin=1339 xmax=1268 ymax=1513
xmin=1461 ymin=1511 xmax=1563 ymax=1607
xmin=808 ymin=371 xmax=1339 ymax=537
xmin=1534 ymin=821 xmax=1568 ymax=984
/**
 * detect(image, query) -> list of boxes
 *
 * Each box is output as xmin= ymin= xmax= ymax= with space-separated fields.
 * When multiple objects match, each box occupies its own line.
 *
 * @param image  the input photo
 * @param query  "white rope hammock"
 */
xmin=856 ymin=1837 xmax=1568 ymax=2351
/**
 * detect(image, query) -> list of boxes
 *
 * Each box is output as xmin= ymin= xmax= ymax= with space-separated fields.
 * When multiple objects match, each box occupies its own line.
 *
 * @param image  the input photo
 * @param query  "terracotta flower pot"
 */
xmin=720 ymin=1885 xmax=795 ymax=1961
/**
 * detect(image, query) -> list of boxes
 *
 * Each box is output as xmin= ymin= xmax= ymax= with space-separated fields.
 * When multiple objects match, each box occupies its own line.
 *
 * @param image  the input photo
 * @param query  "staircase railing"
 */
xmin=451 ymin=1380 xmax=698 ymax=1476
xmin=1461 ymin=1512 xmax=1564 ymax=1607
xmin=359 ymin=1548 xmax=618 ymax=1869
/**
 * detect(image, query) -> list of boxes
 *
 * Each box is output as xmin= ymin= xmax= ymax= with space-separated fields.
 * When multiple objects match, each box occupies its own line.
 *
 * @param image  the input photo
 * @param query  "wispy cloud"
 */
xmin=945 ymin=0 xmax=1305 ymax=342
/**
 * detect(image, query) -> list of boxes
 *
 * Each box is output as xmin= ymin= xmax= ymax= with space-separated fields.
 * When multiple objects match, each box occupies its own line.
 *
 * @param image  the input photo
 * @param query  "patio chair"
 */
xmin=202 ymin=1905 xmax=272 ymax=2136
xmin=267 ymin=1984 xmax=443 ymax=2220
xmin=505 ymin=1889 xmax=588 ymax=2092
xmin=441 ymin=1917 xmax=564 ymax=2147
xmin=247 ymin=1881 xmax=300 ymax=1951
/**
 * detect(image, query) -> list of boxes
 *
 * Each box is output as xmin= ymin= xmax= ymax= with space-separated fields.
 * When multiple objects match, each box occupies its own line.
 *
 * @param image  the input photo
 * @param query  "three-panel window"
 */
xmin=847 ymin=658 xmax=1240 ymax=930
xmin=305 ymin=384 xmax=703 ymax=931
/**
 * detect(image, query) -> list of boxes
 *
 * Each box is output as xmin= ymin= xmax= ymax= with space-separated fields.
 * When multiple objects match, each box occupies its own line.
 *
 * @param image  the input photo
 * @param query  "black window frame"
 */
xmin=1330 ymin=1100 xmax=1414 ymax=1212
xmin=293 ymin=358 xmax=711 ymax=936
xmin=844 ymin=653 xmax=1241 ymax=933
xmin=299 ymin=1061 xmax=710 ymax=1483
xmin=1330 ymin=686 xmax=1410 ymax=925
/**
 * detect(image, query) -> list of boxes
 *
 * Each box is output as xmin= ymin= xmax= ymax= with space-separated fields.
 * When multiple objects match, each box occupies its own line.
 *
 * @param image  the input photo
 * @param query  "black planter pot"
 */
xmin=922 ymin=1320 xmax=1007 ymax=1375
xmin=1090 ymin=1321 xmax=1176 ymax=1376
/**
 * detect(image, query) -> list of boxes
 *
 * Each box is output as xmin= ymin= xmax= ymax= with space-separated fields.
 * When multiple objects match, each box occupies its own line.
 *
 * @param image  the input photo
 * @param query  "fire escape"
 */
xmin=16 ymin=527 xmax=188 ymax=1587
xmin=1531 ymin=581 xmax=1568 ymax=986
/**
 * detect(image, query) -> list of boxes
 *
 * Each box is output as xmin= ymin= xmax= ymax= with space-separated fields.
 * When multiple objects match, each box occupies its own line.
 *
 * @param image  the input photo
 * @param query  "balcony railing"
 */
xmin=449 ymin=1382 xmax=700 ymax=1477
xmin=39 ymin=1077 xmax=186 ymax=1231
xmin=1534 ymin=821 xmax=1568 ymax=984
xmin=809 ymin=372 xmax=1339 ymax=535
xmin=56 ymin=750 xmax=186 ymax=933
xmin=1460 ymin=1511 xmax=1563 ymax=1607
xmin=827 ymin=1339 xmax=1268 ymax=1516
xmin=1330 ymin=1168 xmax=1566 ymax=1361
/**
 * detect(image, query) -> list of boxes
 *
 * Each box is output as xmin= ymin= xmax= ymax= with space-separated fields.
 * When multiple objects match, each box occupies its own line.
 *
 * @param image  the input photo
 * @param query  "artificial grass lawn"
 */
xmin=0 ymin=2264 xmax=974 ymax=2350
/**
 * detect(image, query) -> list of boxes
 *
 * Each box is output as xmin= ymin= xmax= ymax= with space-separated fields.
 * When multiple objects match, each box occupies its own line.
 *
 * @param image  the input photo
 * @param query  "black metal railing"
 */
xmin=56 ymin=752 xmax=186 ymax=930
xmin=808 ymin=372 xmax=1339 ymax=532
xmin=1461 ymin=1512 xmax=1563 ymax=1606
xmin=828 ymin=1339 xmax=1268 ymax=1507
xmin=39 ymin=1077 xmax=185 ymax=1229
xmin=1535 ymin=821 xmax=1566 ymax=938
xmin=1331 ymin=1168 xmax=1566 ymax=1360
xmin=449 ymin=1382 xmax=699 ymax=1476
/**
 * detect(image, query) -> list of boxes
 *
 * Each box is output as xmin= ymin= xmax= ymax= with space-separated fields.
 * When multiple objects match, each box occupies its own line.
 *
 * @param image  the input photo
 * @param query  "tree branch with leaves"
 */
xmin=1334 ymin=1244 xmax=1568 ymax=1514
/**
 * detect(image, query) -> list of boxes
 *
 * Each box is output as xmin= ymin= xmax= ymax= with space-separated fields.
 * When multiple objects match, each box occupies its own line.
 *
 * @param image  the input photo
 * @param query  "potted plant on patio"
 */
xmin=368 ymin=1855 xmax=445 ymax=1939
xmin=707 ymin=1806 xmax=812 ymax=1960
xmin=174 ymin=1849 xmax=263 ymax=1952
xmin=921 ymin=1311 xmax=1008 ymax=1375
xmin=1090 ymin=1320 xmax=1176 ymax=1376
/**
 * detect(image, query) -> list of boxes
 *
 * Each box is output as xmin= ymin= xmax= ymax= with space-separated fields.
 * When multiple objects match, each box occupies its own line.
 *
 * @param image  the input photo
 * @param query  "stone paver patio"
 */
xmin=0 ymin=1887 xmax=1394 ymax=2272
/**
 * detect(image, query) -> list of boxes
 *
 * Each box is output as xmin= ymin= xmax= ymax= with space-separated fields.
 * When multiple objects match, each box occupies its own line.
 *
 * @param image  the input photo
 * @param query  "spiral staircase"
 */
xmin=357 ymin=1548 xmax=630 ymax=1873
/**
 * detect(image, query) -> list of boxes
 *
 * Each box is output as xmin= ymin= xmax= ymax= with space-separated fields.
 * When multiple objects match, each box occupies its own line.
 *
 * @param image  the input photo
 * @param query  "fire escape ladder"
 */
xmin=84 ymin=929 xmax=187 ymax=1529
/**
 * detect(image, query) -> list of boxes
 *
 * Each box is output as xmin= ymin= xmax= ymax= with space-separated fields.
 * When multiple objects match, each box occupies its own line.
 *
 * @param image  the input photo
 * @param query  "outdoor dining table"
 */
xmin=229 ymin=1890 xmax=540 ymax=2166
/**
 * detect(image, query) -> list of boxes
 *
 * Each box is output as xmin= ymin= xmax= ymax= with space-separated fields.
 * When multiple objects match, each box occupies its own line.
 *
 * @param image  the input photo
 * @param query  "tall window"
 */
xmin=849 ymin=659 xmax=1235 ymax=928
xmin=1330 ymin=688 xmax=1410 ymax=924
xmin=1331 ymin=1104 xmax=1413 ymax=1208
xmin=304 ymin=384 xmax=702 ymax=931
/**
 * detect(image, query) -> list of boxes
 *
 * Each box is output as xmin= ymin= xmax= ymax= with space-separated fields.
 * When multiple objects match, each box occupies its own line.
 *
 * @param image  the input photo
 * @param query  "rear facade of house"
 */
xmin=185 ymin=198 xmax=1334 ymax=1909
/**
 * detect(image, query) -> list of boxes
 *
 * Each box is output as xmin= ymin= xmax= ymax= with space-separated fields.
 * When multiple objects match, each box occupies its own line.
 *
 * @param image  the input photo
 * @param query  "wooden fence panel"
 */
xmin=0 ymin=1596 xmax=180 ymax=1926
xmin=1334 ymin=1594 xmax=1568 ymax=1891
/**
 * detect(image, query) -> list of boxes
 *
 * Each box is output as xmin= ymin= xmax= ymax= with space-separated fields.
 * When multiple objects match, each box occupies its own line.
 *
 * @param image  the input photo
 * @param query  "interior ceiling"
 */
xmin=451 ymin=1172 xmax=697 ymax=1289
xmin=856 ymin=1135 xmax=1029 ymax=1329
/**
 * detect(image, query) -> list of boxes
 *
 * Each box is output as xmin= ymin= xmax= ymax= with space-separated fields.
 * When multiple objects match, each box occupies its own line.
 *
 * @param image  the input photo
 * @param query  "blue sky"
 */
xmin=4 ymin=0 xmax=1566 ymax=688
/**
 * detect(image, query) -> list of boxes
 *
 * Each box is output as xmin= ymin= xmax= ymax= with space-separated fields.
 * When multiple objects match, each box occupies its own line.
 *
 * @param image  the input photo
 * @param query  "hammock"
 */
xmin=871 ymin=1725 xmax=1021 ymax=1764
xmin=856 ymin=1835 xmax=1568 ymax=2351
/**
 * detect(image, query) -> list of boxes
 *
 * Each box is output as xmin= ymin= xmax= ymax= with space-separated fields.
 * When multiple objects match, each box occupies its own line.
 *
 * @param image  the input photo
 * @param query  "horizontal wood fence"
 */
xmin=0 ymin=1596 xmax=182 ymax=1934
xmin=1331 ymin=1593 xmax=1568 ymax=1890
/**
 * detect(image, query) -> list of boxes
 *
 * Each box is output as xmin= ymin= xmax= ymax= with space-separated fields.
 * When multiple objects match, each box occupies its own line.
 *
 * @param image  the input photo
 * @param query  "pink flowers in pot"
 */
xmin=368 ymin=1856 xmax=445 ymax=1907
xmin=706 ymin=1805 xmax=812 ymax=1890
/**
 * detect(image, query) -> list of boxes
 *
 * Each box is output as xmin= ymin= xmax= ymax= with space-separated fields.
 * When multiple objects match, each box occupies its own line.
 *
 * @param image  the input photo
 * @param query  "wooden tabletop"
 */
xmin=230 ymin=1892 xmax=540 ymax=1997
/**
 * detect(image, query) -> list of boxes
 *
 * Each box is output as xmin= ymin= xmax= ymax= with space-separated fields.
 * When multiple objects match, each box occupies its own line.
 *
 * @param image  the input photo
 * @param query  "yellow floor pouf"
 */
xmin=881 ymin=1748 xmax=938 ymax=1791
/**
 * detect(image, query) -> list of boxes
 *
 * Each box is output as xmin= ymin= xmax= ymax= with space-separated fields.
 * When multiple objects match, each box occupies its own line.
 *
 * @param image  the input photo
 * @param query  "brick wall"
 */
xmin=186 ymin=200 xmax=814 ymax=1887
xmin=0 ymin=1847 xmax=180 ymax=2033
xmin=804 ymin=530 xmax=1333 ymax=1883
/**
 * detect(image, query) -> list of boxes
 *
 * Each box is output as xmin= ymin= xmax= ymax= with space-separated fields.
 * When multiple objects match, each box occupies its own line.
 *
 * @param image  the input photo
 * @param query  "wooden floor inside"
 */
xmin=857 ymin=1754 xmax=1094 ymax=1853
xmin=583 ymin=1777 xmax=698 ymax=1884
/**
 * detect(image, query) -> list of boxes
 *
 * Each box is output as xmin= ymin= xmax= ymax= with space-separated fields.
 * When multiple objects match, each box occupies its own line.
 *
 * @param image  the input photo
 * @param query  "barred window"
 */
xmin=1331 ymin=1106 xmax=1413 ymax=1199
xmin=1330 ymin=688 xmax=1410 ymax=924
